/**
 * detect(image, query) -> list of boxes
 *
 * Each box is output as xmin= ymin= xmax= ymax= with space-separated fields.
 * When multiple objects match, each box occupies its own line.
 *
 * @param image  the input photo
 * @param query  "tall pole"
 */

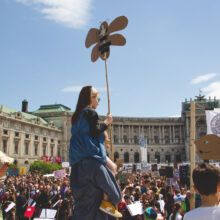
xmin=190 ymin=101 xmax=196 ymax=210
xmin=104 ymin=58 xmax=114 ymax=162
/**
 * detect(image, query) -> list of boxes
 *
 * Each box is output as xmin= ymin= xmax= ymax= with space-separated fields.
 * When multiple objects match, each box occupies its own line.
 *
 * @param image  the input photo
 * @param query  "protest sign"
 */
xmin=127 ymin=202 xmax=144 ymax=216
xmin=40 ymin=209 xmax=57 ymax=219
xmin=5 ymin=202 xmax=16 ymax=213
xmin=18 ymin=164 xmax=30 ymax=175
xmin=9 ymin=168 xmax=18 ymax=176
xmin=119 ymin=173 xmax=127 ymax=184
xmin=116 ymin=158 xmax=124 ymax=167
xmin=24 ymin=207 xmax=35 ymax=218
xmin=53 ymin=169 xmax=66 ymax=179
xmin=62 ymin=162 xmax=69 ymax=168
xmin=137 ymin=163 xmax=141 ymax=171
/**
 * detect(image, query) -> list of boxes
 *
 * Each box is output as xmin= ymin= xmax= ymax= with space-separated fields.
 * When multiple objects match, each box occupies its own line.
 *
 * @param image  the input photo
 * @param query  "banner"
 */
xmin=206 ymin=109 xmax=220 ymax=136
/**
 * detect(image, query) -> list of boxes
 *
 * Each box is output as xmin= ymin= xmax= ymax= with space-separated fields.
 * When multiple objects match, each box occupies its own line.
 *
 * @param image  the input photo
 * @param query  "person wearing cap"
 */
xmin=69 ymin=86 xmax=122 ymax=219
xmin=144 ymin=207 xmax=158 ymax=220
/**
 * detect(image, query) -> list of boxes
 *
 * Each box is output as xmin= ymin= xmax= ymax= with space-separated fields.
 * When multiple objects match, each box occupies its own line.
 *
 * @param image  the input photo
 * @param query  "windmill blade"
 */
xmin=109 ymin=34 xmax=126 ymax=46
xmin=107 ymin=16 xmax=128 ymax=34
xmin=91 ymin=44 xmax=100 ymax=62
xmin=85 ymin=28 xmax=99 ymax=48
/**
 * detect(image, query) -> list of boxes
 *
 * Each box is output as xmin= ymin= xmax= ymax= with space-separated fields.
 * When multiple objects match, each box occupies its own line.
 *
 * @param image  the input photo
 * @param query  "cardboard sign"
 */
xmin=195 ymin=134 xmax=220 ymax=160
xmin=9 ymin=168 xmax=18 ymax=176
xmin=53 ymin=169 xmax=66 ymax=179
xmin=116 ymin=158 xmax=124 ymax=167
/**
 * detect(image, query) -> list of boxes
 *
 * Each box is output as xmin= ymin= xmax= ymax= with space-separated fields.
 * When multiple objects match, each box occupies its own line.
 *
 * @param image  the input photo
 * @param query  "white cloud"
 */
xmin=203 ymin=81 xmax=220 ymax=99
xmin=15 ymin=0 xmax=92 ymax=29
xmin=190 ymin=73 xmax=218 ymax=84
xmin=61 ymin=86 xmax=106 ymax=93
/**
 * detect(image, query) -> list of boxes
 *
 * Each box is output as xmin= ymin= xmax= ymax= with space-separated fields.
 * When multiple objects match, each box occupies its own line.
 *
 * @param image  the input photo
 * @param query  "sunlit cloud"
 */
xmin=15 ymin=0 xmax=93 ymax=29
xmin=190 ymin=73 xmax=218 ymax=84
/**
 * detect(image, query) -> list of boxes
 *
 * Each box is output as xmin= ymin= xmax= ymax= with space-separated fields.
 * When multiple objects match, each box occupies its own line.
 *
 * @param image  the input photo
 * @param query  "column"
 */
xmin=118 ymin=125 xmax=120 ymax=144
xmin=131 ymin=126 xmax=134 ymax=143
xmin=122 ymin=125 xmax=124 ymax=143
xmin=128 ymin=125 xmax=131 ymax=144
xmin=162 ymin=126 xmax=165 ymax=144
xmin=169 ymin=126 xmax=172 ymax=144
xmin=179 ymin=126 xmax=182 ymax=143
xmin=173 ymin=126 xmax=175 ymax=143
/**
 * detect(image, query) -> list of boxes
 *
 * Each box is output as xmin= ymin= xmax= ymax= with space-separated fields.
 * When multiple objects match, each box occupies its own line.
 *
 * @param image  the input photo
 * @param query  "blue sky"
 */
xmin=1 ymin=0 xmax=220 ymax=117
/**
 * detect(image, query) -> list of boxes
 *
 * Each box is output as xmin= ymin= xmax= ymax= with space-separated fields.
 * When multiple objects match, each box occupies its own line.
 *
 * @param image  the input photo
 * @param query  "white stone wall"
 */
xmin=0 ymin=112 xmax=63 ymax=163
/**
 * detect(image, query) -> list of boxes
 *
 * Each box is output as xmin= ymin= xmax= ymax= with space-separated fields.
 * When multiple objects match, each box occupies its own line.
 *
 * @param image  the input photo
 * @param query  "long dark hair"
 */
xmin=71 ymin=86 xmax=92 ymax=125
xmin=171 ymin=202 xmax=182 ymax=220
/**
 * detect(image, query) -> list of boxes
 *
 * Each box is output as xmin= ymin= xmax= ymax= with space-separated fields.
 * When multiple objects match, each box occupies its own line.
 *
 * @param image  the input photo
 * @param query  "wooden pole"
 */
xmin=190 ymin=101 xmax=196 ymax=210
xmin=104 ymin=58 xmax=114 ymax=162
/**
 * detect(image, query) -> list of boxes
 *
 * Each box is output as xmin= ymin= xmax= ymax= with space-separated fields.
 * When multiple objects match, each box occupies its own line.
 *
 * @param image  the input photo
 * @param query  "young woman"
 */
xmin=69 ymin=85 xmax=121 ymax=218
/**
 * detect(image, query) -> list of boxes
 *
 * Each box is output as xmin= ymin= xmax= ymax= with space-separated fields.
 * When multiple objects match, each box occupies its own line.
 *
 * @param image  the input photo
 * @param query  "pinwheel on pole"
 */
xmin=85 ymin=16 xmax=128 ymax=162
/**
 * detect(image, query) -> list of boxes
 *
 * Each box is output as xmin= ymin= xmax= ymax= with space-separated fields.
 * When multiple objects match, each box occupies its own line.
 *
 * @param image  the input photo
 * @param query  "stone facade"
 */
xmin=1 ymin=95 xmax=219 ymax=164
xmin=0 ymin=105 xmax=63 ymax=163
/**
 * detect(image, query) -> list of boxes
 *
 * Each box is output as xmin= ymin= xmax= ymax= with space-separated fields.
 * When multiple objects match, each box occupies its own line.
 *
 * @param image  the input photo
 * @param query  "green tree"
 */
xmin=29 ymin=161 xmax=62 ymax=174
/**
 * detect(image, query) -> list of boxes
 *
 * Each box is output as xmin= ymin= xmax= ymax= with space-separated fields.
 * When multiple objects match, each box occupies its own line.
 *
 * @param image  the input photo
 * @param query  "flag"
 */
xmin=139 ymin=136 xmax=147 ymax=148
xmin=140 ymin=136 xmax=148 ymax=163
xmin=205 ymin=109 xmax=220 ymax=136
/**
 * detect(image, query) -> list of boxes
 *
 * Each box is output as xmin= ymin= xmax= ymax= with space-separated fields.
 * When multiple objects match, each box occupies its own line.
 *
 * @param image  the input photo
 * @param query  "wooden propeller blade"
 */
xmin=109 ymin=34 xmax=126 ymax=46
xmin=85 ymin=28 xmax=99 ymax=48
xmin=107 ymin=16 xmax=128 ymax=34
xmin=91 ymin=44 xmax=99 ymax=62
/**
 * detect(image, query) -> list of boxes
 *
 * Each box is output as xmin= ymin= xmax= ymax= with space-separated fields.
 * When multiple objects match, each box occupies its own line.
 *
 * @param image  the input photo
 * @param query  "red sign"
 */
xmin=24 ymin=207 xmax=35 ymax=217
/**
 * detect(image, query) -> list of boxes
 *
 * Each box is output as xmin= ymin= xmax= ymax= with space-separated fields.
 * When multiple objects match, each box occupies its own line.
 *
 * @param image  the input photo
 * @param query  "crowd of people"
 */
xmin=0 ymin=164 xmax=198 ymax=220
xmin=0 ymin=171 xmax=74 ymax=220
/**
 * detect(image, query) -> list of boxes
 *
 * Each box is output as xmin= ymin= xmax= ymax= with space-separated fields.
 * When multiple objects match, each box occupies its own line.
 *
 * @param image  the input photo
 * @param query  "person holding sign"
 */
xmin=69 ymin=86 xmax=122 ymax=218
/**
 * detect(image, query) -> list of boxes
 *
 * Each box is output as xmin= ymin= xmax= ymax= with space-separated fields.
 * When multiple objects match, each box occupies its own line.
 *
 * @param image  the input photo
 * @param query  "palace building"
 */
xmin=0 ymin=95 xmax=219 ymax=164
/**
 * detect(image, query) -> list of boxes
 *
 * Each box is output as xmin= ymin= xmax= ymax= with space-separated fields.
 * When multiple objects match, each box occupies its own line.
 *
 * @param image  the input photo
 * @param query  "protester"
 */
xmin=184 ymin=163 xmax=220 ymax=220
xmin=69 ymin=85 xmax=122 ymax=218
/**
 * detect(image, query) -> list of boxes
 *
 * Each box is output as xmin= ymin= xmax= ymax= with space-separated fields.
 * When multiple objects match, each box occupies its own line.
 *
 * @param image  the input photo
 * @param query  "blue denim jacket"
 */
xmin=69 ymin=108 xmax=106 ymax=165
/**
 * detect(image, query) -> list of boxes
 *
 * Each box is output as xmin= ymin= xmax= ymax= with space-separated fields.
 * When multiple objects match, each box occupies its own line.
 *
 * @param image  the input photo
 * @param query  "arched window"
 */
xmin=155 ymin=152 xmax=160 ymax=163
xmin=134 ymin=152 xmax=139 ymax=163
xmin=114 ymin=152 xmax=119 ymax=162
xmin=124 ymin=152 xmax=129 ymax=163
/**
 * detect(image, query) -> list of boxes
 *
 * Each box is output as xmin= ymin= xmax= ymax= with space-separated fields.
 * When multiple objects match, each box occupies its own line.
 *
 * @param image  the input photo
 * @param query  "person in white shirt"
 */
xmin=184 ymin=163 xmax=220 ymax=220
xmin=169 ymin=202 xmax=183 ymax=220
